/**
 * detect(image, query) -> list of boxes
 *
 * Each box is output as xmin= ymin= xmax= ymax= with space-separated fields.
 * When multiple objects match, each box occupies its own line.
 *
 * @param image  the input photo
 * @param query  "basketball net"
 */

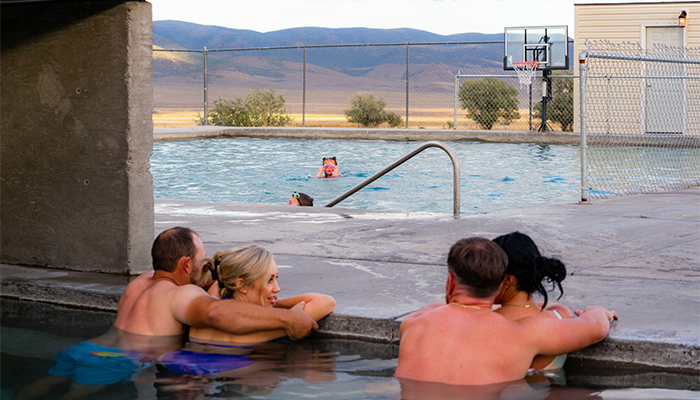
xmin=513 ymin=61 xmax=538 ymax=86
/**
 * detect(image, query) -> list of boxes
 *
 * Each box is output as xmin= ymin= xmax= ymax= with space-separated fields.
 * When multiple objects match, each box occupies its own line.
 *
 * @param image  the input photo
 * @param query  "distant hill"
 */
xmin=153 ymin=22 xmax=507 ymax=87
xmin=153 ymin=21 xmax=502 ymax=50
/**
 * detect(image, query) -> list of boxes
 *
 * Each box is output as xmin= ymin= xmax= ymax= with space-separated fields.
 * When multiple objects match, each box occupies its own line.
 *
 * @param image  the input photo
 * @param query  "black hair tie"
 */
xmin=210 ymin=259 xmax=220 ymax=282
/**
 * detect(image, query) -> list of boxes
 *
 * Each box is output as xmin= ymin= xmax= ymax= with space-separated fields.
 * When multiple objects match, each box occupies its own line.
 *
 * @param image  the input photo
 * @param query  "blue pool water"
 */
xmin=152 ymin=138 xmax=580 ymax=214
xmin=2 ymin=300 xmax=698 ymax=399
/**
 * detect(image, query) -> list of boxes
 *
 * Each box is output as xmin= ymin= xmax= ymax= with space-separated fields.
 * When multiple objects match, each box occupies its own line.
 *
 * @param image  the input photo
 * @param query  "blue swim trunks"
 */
xmin=159 ymin=349 xmax=254 ymax=375
xmin=48 ymin=341 xmax=153 ymax=385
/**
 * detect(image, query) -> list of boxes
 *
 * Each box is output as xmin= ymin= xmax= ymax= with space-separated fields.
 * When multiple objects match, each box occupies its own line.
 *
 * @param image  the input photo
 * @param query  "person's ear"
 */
xmin=503 ymin=274 xmax=515 ymax=288
xmin=178 ymin=256 xmax=191 ymax=274
xmin=446 ymin=272 xmax=456 ymax=296
xmin=235 ymin=278 xmax=246 ymax=292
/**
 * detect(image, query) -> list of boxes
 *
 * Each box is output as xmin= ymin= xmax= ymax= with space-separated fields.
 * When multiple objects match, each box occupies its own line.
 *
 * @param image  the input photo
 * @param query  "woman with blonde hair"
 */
xmin=189 ymin=245 xmax=335 ymax=344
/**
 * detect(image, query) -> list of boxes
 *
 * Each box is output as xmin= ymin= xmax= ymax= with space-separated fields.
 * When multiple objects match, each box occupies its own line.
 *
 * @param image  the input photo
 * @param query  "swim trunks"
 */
xmin=48 ymin=341 xmax=153 ymax=385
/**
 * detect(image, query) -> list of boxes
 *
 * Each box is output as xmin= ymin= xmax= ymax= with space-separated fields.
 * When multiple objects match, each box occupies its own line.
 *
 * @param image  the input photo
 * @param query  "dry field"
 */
xmin=154 ymin=82 xmax=550 ymax=130
xmin=152 ymin=108 xmax=544 ymax=130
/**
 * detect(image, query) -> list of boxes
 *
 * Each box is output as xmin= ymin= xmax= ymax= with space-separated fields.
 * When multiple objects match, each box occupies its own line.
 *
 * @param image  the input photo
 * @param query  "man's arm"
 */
xmin=170 ymin=285 xmax=318 ymax=340
xmin=520 ymin=305 xmax=618 ymax=356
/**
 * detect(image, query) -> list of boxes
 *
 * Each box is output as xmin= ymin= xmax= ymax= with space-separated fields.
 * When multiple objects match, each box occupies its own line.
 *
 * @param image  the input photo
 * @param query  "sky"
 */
xmin=149 ymin=0 xmax=632 ymax=37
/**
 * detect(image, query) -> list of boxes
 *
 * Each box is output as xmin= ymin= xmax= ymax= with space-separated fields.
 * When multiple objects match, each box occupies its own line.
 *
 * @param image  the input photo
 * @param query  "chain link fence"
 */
xmin=153 ymin=41 xmax=574 ymax=131
xmin=579 ymin=40 xmax=700 ymax=200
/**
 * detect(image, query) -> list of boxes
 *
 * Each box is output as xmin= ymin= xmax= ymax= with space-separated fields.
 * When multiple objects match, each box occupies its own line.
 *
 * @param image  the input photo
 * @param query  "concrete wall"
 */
xmin=1 ymin=1 xmax=154 ymax=274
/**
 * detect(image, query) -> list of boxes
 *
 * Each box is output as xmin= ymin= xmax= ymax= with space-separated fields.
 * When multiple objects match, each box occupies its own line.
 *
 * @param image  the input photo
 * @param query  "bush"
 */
xmin=207 ymin=88 xmax=291 ymax=127
xmin=344 ymin=93 xmax=403 ymax=128
xmin=534 ymin=72 xmax=574 ymax=131
xmin=458 ymin=77 xmax=519 ymax=130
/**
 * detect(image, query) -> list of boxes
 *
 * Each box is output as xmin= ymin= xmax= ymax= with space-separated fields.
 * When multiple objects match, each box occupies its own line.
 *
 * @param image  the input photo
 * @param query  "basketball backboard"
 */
xmin=504 ymin=26 xmax=569 ymax=70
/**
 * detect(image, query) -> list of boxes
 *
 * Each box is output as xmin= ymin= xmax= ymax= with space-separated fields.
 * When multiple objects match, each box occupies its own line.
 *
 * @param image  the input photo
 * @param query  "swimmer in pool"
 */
xmin=190 ymin=245 xmax=336 ymax=344
xmin=315 ymin=156 xmax=341 ymax=178
xmin=286 ymin=192 xmax=314 ymax=207
xmin=493 ymin=231 xmax=574 ymax=371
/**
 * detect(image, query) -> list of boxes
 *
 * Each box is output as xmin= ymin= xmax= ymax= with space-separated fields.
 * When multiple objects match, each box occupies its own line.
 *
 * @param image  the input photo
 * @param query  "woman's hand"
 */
xmin=575 ymin=306 xmax=619 ymax=322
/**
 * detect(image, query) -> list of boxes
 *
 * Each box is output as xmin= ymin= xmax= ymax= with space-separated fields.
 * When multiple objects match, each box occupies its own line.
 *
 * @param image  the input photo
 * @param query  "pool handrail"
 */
xmin=323 ymin=141 xmax=461 ymax=219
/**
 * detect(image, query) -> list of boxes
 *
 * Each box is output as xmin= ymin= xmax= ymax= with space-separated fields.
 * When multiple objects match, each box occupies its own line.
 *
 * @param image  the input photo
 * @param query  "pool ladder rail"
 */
xmin=323 ymin=141 xmax=461 ymax=219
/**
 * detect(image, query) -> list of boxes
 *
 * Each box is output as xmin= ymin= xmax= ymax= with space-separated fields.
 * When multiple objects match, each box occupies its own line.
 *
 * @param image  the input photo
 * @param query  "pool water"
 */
xmin=151 ymin=138 xmax=581 ymax=215
xmin=2 ymin=300 xmax=698 ymax=400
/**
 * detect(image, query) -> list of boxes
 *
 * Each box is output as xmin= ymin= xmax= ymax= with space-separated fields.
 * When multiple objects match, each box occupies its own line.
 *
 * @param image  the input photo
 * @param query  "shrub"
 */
xmin=207 ymin=88 xmax=291 ymax=127
xmin=534 ymin=72 xmax=574 ymax=131
xmin=458 ymin=77 xmax=520 ymax=130
xmin=344 ymin=93 xmax=403 ymax=128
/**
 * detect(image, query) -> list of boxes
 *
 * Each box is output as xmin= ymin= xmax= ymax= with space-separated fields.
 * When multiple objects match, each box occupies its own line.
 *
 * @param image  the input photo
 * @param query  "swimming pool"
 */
xmin=2 ymin=299 xmax=698 ymax=399
xmin=152 ymin=138 xmax=580 ymax=215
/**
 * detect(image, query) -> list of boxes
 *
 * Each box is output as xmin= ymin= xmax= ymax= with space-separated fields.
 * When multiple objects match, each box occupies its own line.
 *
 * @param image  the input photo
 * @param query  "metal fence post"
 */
xmin=454 ymin=75 xmax=459 ymax=130
xmin=578 ymin=50 xmax=589 ymax=203
xmin=203 ymin=47 xmax=208 ymax=125
xmin=528 ymin=84 xmax=532 ymax=131
xmin=405 ymin=42 xmax=409 ymax=129
xmin=303 ymin=46 xmax=306 ymax=127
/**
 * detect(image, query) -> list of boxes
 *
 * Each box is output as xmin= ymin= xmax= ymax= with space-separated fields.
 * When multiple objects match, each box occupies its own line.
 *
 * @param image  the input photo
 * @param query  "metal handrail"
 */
xmin=324 ymin=141 xmax=461 ymax=219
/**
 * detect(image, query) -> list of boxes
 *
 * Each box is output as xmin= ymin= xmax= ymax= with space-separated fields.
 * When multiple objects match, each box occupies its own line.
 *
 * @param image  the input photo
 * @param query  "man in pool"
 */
xmin=395 ymin=237 xmax=618 ymax=386
xmin=114 ymin=227 xmax=318 ymax=339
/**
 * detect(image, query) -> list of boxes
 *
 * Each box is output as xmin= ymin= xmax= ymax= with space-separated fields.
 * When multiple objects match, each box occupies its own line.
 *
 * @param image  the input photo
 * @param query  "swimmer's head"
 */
xmin=286 ymin=192 xmax=314 ymax=207
xmin=322 ymin=156 xmax=337 ymax=166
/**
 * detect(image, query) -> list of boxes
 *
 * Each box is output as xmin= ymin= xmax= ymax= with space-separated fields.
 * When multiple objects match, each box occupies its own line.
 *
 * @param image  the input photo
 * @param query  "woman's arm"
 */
xmin=275 ymin=293 xmax=336 ymax=321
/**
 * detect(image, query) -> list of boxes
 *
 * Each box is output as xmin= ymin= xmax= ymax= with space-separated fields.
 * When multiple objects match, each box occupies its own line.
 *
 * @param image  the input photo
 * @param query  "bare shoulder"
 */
xmin=123 ymin=271 xmax=155 ymax=292
xmin=402 ymin=302 xmax=446 ymax=326
xmin=547 ymin=303 xmax=574 ymax=319
xmin=169 ymin=282 xmax=210 ymax=303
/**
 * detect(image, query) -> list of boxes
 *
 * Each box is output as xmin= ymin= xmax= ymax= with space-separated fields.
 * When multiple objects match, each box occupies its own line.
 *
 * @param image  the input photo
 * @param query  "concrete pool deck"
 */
xmin=153 ymin=125 xmax=582 ymax=144
xmin=2 ymin=187 xmax=699 ymax=374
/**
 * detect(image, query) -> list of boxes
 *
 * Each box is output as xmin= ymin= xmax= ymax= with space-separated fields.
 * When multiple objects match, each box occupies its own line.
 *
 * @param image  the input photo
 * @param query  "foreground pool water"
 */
xmin=2 ymin=300 xmax=698 ymax=399
xmin=152 ymin=138 xmax=581 ymax=215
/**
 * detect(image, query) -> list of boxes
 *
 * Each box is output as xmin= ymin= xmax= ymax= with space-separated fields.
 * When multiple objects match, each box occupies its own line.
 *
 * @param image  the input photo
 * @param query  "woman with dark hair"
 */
xmin=286 ymin=192 xmax=313 ymax=207
xmin=315 ymin=157 xmax=341 ymax=178
xmin=492 ymin=231 xmax=574 ymax=371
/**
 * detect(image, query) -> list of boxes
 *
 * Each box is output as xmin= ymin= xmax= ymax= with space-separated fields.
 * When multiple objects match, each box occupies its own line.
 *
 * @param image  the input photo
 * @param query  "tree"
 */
xmin=207 ymin=88 xmax=291 ymax=127
xmin=534 ymin=72 xmax=574 ymax=131
xmin=344 ymin=93 xmax=403 ymax=128
xmin=458 ymin=77 xmax=520 ymax=130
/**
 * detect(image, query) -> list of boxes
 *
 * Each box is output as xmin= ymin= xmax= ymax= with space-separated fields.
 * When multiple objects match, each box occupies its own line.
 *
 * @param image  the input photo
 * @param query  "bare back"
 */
xmin=396 ymin=303 xmax=611 ymax=385
xmin=114 ymin=272 xmax=207 ymax=336
xmin=395 ymin=305 xmax=537 ymax=385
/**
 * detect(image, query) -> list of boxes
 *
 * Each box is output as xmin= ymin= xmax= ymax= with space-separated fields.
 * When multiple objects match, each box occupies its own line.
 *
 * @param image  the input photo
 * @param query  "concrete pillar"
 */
xmin=1 ymin=1 xmax=154 ymax=274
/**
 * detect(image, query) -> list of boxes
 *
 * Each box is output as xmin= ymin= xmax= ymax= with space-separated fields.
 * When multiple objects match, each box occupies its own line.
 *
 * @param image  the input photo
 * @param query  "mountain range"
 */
xmin=152 ymin=21 xmax=508 ymax=86
xmin=153 ymin=21 xmax=503 ymax=50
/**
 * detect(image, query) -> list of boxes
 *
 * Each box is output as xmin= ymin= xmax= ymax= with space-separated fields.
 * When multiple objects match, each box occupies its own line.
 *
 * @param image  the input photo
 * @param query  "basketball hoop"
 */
xmin=513 ymin=61 xmax=539 ymax=85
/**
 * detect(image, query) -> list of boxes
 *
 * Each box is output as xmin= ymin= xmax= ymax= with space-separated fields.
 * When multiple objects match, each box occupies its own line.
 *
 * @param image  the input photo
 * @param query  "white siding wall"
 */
xmin=573 ymin=2 xmax=700 ymax=134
